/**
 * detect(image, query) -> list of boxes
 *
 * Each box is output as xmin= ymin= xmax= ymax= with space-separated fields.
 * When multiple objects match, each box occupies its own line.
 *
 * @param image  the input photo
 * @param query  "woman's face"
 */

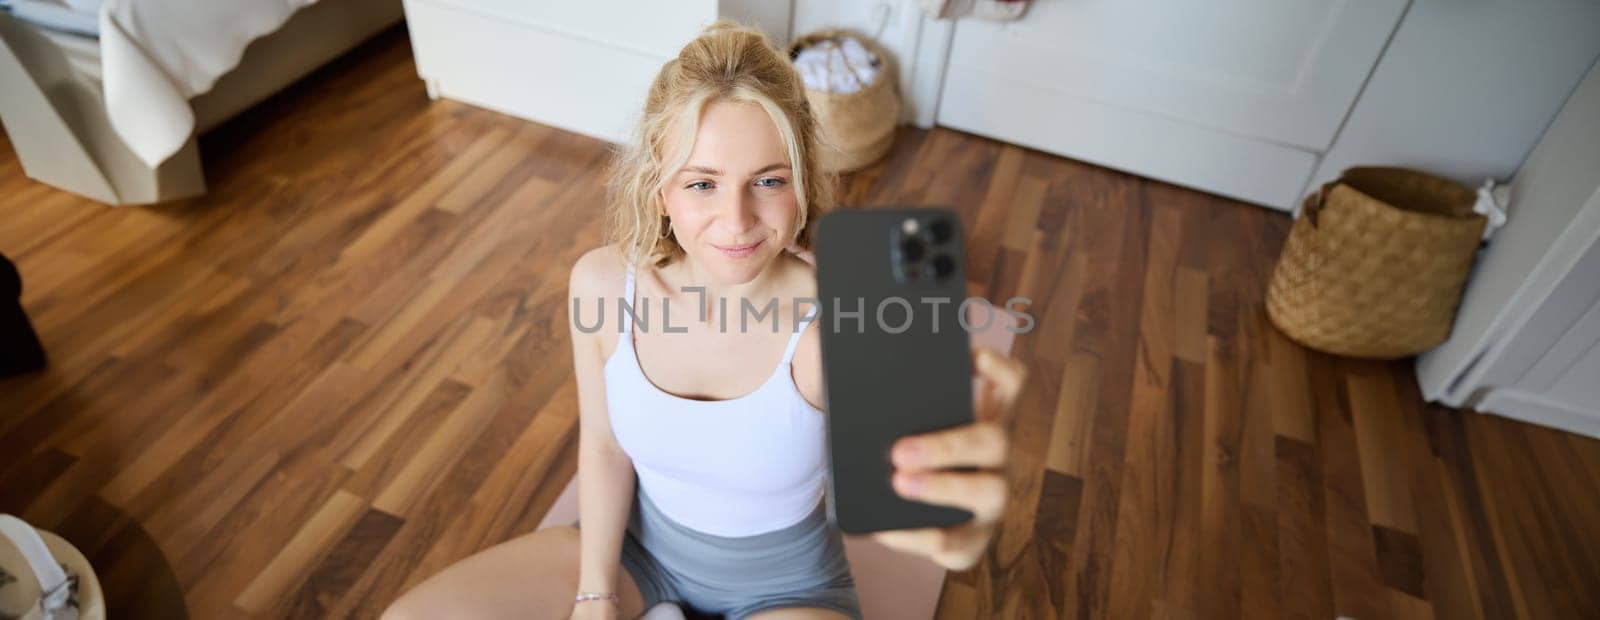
xmin=661 ymin=100 xmax=799 ymax=285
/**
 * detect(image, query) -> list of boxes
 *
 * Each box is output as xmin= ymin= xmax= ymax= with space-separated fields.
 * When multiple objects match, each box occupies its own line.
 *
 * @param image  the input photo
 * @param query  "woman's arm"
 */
xmin=569 ymin=249 xmax=637 ymax=603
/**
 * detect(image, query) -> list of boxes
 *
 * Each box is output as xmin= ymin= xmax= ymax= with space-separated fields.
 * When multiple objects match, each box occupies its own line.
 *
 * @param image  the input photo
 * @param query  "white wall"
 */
xmin=722 ymin=0 xmax=792 ymax=48
xmin=1308 ymin=0 xmax=1600 ymax=192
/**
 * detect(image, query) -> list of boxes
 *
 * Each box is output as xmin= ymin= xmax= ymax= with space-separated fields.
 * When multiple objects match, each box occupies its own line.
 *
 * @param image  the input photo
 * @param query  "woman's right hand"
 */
xmin=568 ymin=599 xmax=619 ymax=620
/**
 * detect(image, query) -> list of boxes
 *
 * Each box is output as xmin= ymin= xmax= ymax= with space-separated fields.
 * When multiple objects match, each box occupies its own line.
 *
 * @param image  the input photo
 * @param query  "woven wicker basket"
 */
xmin=1266 ymin=167 xmax=1487 ymax=359
xmin=788 ymin=30 xmax=900 ymax=173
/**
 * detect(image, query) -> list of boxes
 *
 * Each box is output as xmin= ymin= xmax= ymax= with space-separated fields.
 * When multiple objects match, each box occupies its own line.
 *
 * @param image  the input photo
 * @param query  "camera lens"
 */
xmin=899 ymin=238 xmax=925 ymax=262
xmin=931 ymin=254 xmax=956 ymax=278
xmin=928 ymin=219 xmax=954 ymax=244
xmin=897 ymin=263 xmax=922 ymax=283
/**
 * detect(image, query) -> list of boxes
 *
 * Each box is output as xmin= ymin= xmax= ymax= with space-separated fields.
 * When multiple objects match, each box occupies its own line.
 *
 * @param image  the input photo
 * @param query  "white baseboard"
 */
xmin=1477 ymin=388 xmax=1600 ymax=439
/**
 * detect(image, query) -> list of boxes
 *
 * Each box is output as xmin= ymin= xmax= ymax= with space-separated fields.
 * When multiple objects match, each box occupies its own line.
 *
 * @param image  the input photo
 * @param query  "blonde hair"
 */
xmin=605 ymin=20 xmax=835 ymax=267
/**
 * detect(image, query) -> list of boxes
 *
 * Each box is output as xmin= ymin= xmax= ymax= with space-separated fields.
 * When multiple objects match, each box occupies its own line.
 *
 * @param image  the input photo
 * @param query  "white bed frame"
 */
xmin=0 ymin=0 xmax=403 ymax=205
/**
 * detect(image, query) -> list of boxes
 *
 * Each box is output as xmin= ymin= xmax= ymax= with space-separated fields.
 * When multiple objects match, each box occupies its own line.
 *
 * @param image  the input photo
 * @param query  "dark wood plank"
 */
xmin=1062 ymin=167 xmax=1151 ymax=620
xmin=1198 ymin=337 xmax=1244 ymax=619
xmin=1276 ymin=436 xmax=1335 ymax=620
xmin=1375 ymin=524 xmax=1428 ymax=599
xmin=1307 ymin=353 xmax=1389 ymax=620
xmin=282 ymin=508 xmax=406 ymax=619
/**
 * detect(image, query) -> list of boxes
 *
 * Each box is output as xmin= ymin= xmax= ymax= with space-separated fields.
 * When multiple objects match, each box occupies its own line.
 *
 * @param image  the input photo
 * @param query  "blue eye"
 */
xmin=755 ymin=177 xmax=788 ymax=188
xmin=687 ymin=181 xmax=713 ymax=192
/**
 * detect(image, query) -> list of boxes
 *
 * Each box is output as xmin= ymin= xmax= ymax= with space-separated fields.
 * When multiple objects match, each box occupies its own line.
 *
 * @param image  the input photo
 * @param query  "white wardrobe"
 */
xmin=934 ymin=0 xmax=1407 ymax=210
xmin=923 ymin=0 xmax=1600 ymax=211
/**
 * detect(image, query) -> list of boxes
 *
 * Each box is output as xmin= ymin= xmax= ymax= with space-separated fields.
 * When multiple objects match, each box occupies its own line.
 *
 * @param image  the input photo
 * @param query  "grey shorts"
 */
xmin=572 ymin=485 xmax=862 ymax=619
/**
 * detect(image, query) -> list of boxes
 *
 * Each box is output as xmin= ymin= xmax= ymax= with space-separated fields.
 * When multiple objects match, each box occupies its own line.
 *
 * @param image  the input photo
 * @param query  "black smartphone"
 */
xmin=814 ymin=207 xmax=976 ymax=535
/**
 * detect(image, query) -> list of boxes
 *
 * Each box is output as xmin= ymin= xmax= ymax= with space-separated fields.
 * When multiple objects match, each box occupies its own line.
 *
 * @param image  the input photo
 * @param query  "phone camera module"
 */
xmin=930 ymin=254 xmax=956 ymax=279
xmin=895 ymin=262 xmax=923 ymax=283
xmin=927 ymin=218 xmax=954 ymax=244
xmin=898 ymin=237 xmax=926 ymax=262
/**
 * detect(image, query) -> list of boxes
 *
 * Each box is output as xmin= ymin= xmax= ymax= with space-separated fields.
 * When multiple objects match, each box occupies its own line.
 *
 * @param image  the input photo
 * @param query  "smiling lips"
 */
xmin=714 ymin=239 xmax=765 ymax=259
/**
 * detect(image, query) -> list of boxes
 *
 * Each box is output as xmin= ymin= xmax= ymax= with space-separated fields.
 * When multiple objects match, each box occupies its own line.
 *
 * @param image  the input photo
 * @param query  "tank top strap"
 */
xmin=620 ymin=263 xmax=637 ymax=336
xmin=779 ymin=311 xmax=814 ymax=365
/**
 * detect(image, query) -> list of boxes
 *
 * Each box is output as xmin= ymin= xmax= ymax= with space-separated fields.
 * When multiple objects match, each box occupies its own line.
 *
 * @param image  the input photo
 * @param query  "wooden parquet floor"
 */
xmin=3 ymin=27 xmax=1598 ymax=619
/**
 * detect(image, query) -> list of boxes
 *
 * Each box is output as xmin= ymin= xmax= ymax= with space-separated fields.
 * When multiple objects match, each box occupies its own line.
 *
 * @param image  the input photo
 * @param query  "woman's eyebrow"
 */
xmin=679 ymin=163 xmax=791 ymax=177
xmin=749 ymin=163 xmax=791 ymax=176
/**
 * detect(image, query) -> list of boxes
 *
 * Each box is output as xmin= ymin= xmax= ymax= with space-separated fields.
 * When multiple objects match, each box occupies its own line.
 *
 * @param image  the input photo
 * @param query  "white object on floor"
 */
xmin=0 ymin=514 xmax=106 ymax=620
xmin=1474 ymin=178 xmax=1510 ymax=240
xmin=793 ymin=36 xmax=879 ymax=95
xmin=100 ymin=0 xmax=321 ymax=167
xmin=638 ymin=601 xmax=686 ymax=620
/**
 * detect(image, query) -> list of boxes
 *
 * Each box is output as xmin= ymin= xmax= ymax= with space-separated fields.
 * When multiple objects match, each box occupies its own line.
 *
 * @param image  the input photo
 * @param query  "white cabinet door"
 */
xmin=936 ymin=0 xmax=1407 ymax=209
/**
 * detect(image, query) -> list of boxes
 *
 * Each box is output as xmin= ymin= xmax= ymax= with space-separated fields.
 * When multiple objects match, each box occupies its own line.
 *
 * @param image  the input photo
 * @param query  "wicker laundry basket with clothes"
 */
xmin=788 ymin=30 xmax=900 ymax=173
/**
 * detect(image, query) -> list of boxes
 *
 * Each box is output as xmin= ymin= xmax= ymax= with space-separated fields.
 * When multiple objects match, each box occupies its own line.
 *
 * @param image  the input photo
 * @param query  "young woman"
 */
xmin=384 ymin=21 xmax=1024 ymax=620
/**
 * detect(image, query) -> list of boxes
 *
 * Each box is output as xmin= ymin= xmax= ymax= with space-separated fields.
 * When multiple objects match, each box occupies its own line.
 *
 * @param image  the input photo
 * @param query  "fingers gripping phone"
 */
xmin=814 ymin=207 xmax=976 ymax=534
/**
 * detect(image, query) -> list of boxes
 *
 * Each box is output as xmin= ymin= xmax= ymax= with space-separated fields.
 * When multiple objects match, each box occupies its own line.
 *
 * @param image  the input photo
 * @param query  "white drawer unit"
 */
xmin=402 ymin=0 xmax=791 ymax=144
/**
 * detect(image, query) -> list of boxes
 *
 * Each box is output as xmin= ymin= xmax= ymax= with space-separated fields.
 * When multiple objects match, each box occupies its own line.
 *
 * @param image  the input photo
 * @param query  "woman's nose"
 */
xmin=719 ymin=187 xmax=758 ymax=233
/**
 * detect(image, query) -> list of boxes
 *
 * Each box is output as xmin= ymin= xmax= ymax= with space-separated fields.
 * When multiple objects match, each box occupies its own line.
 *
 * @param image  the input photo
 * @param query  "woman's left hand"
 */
xmin=870 ymin=347 xmax=1027 ymax=571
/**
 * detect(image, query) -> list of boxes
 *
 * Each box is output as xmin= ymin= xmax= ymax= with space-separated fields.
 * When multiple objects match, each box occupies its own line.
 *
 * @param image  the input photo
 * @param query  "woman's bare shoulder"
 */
xmin=781 ymin=250 xmax=818 ymax=296
xmin=783 ymin=251 xmax=826 ymax=410
xmin=569 ymin=244 xmax=630 ymax=298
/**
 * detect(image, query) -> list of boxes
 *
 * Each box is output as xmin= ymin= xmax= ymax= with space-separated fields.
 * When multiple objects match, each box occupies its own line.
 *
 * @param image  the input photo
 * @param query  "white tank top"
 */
xmin=604 ymin=263 xmax=828 ymax=537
